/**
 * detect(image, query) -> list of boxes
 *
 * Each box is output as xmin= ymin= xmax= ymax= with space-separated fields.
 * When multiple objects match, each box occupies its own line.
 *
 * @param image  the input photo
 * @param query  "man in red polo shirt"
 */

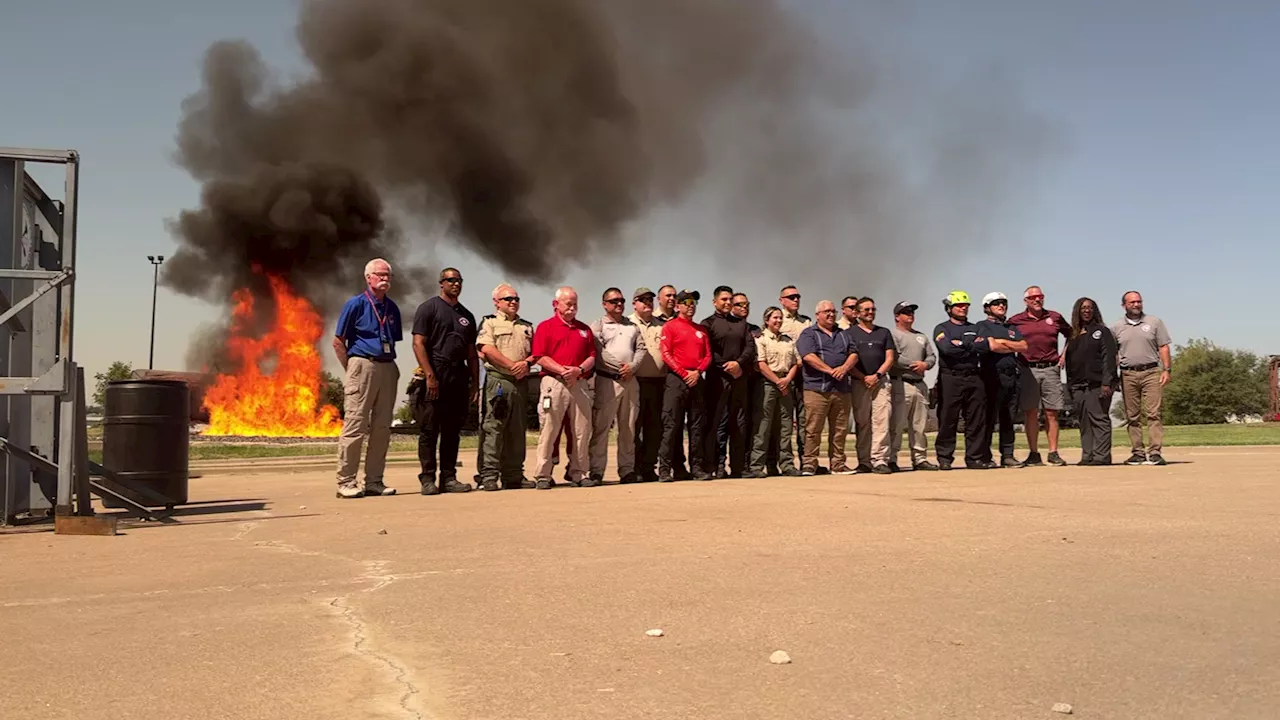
xmin=1008 ymin=285 xmax=1071 ymax=466
xmin=659 ymin=289 xmax=713 ymax=481
xmin=532 ymin=286 xmax=598 ymax=490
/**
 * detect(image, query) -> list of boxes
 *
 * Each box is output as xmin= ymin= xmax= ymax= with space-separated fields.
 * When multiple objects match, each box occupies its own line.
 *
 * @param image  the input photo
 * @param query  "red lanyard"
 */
xmin=365 ymin=291 xmax=388 ymax=328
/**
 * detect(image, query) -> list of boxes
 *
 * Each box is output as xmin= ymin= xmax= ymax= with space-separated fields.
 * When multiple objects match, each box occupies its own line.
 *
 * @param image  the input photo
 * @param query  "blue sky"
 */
xmin=3 ymin=0 xmax=1277 ymax=397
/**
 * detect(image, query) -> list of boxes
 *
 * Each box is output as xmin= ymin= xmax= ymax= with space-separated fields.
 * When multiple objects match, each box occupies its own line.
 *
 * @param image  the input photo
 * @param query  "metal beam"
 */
xmin=0 ymin=147 xmax=77 ymax=164
xmin=0 ymin=269 xmax=63 ymax=280
xmin=0 ymin=359 xmax=67 ymax=395
xmin=0 ymin=268 xmax=69 ymax=331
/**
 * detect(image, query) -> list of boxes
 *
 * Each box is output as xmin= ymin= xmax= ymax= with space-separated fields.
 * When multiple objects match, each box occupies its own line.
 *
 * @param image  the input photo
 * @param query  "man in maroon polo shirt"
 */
xmin=532 ymin=286 xmax=598 ymax=490
xmin=1008 ymin=285 xmax=1071 ymax=466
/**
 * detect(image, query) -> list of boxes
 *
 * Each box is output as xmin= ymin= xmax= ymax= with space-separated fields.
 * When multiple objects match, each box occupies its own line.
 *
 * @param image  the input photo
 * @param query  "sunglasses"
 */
xmin=604 ymin=298 xmax=624 ymax=305
xmin=782 ymin=294 xmax=800 ymax=301
xmin=733 ymin=302 xmax=749 ymax=308
xmin=1025 ymin=294 xmax=1044 ymax=301
xmin=499 ymin=296 xmax=520 ymax=303
xmin=679 ymin=299 xmax=697 ymax=306
xmin=441 ymin=277 xmax=463 ymax=284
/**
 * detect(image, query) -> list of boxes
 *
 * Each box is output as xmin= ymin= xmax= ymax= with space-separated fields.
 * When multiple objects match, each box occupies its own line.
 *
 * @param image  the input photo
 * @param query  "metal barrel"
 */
xmin=101 ymin=379 xmax=190 ymax=508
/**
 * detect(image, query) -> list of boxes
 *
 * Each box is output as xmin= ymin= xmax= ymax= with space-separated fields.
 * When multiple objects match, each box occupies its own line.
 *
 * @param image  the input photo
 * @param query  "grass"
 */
xmin=84 ymin=423 xmax=1280 ymax=465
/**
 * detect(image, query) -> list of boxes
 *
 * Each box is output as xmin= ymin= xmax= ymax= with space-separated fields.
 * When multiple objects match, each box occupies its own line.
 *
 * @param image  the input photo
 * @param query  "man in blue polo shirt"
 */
xmin=332 ymin=258 xmax=403 ymax=499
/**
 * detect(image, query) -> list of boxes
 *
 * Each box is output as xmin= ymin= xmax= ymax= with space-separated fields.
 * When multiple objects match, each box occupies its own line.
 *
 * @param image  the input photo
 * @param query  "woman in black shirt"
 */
xmin=1065 ymin=297 xmax=1119 ymax=465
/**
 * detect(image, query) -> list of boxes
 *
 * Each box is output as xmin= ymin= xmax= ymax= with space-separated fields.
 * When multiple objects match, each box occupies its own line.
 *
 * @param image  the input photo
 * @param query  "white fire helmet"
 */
xmin=982 ymin=292 xmax=1008 ymax=307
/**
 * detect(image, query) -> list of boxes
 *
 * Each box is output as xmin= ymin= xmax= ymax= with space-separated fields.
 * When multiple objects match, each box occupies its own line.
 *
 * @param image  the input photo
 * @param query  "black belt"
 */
xmin=1025 ymin=361 xmax=1058 ymax=369
xmin=941 ymin=368 xmax=979 ymax=377
xmin=1121 ymin=362 xmax=1159 ymax=372
xmin=353 ymin=356 xmax=395 ymax=363
xmin=1071 ymin=381 xmax=1103 ymax=390
xmin=890 ymin=375 xmax=926 ymax=383
xmin=596 ymin=369 xmax=622 ymax=381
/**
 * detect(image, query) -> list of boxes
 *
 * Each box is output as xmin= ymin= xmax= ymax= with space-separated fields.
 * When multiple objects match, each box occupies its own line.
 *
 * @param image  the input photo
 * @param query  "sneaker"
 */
xmin=520 ymin=477 xmax=537 ymax=489
xmin=1001 ymin=456 xmax=1023 ymax=468
xmin=693 ymin=472 xmax=715 ymax=481
xmin=913 ymin=461 xmax=939 ymax=471
xmin=855 ymin=464 xmax=875 ymax=474
xmin=657 ymin=473 xmax=674 ymax=483
xmin=336 ymin=484 xmax=363 ymax=499
xmin=420 ymin=483 xmax=440 ymax=496
xmin=363 ymin=481 xmax=397 ymax=496
xmin=830 ymin=466 xmax=854 ymax=475
xmin=1046 ymin=452 xmax=1067 ymax=466
xmin=1145 ymin=454 xmax=1167 ymax=466
xmin=871 ymin=464 xmax=892 ymax=475
xmin=481 ymin=480 xmax=501 ymax=492
xmin=580 ymin=477 xmax=601 ymax=488
xmin=535 ymin=478 xmax=553 ymax=490
xmin=1124 ymin=453 xmax=1147 ymax=466
xmin=441 ymin=479 xmax=473 ymax=493
xmin=1023 ymin=452 xmax=1044 ymax=466
xmin=967 ymin=460 xmax=998 ymax=470
xmin=800 ymin=468 xmax=816 ymax=476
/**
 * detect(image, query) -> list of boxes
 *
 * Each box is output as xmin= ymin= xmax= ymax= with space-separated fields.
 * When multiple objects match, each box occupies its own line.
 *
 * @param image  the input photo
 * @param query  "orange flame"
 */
xmin=202 ymin=274 xmax=342 ymax=437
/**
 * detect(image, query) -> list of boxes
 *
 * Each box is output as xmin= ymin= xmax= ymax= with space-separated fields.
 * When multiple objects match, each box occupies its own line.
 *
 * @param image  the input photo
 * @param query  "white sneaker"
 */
xmin=336 ymin=484 xmax=363 ymax=499
xmin=363 ymin=481 xmax=397 ymax=496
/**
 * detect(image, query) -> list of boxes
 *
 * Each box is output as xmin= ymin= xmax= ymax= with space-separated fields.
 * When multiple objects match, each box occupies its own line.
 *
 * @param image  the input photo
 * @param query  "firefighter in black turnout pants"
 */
xmin=976 ymin=292 xmax=1028 ymax=467
xmin=933 ymin=291 xmax=992 ymax=470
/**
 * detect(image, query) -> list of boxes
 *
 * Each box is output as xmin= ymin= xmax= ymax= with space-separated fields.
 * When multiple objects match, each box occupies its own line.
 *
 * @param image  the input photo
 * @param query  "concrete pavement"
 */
xmin=4 ymin=446 xmax=1279 ymax=719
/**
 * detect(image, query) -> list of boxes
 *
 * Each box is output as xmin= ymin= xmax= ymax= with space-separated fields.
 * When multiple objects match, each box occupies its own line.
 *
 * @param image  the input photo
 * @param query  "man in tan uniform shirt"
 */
xmin=629 ymin=287 xmax=667 ymax=482
xmin=475 ymin=283 xmax=536 ymax=491
xmin=778 ymin=286 xmax=813 ymax=464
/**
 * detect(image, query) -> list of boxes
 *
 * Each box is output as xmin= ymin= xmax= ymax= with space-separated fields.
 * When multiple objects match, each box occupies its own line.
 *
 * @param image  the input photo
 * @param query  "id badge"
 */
xmin=382 ymin=341 xmax=391 ymax=354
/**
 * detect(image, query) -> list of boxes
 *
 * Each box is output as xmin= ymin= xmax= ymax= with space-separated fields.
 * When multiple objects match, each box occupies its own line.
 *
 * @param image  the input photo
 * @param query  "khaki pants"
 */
xmin=1122 ymin=367 xmax=1164 ymax=455
xmin=336 ymin=358 xmax=400 ymax=488
xmin=851 ymin=377 xmax=892 ymax=466
xmin=536 ymin=376 xmax=593 ymax=481
xmin=802 ymin=390 xmax=851 ymax=473
xmin=890 ymin=378 xmax=929 ymax=466
xmin=590 ymin=375 xmax=639 ymax=477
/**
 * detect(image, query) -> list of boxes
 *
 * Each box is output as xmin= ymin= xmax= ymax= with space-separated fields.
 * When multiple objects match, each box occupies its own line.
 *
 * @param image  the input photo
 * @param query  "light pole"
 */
xmin=147 ymin=255 xmax=165 ymax=369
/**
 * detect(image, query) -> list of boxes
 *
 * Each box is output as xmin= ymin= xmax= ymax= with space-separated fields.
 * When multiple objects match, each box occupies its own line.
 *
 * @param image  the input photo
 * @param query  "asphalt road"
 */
xmin=3 ymin=446 xmax=1278 ymax=719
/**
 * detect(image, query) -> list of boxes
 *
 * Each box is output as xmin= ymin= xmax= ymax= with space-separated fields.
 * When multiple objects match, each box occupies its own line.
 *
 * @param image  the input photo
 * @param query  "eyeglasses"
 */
xmin=782 ymin=294 xmax=800 ymax=301
xmin=604 ymin=298 xmax=624 ymax=305
xmin=861 ymin=307 xmax=877 ymax=313
xmin=817 ymin=309 xmax=836 ymax=315
xmin=441 ymin=277 xmax=463 ymax=284
xmin=370 ymin=271 xmax=392 ymax=278
xmin=499 ymin=296 xmax=520 ymax=303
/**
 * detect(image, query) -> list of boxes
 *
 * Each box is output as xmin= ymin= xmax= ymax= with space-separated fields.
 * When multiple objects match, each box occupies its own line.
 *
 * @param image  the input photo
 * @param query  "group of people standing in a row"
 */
xmin=330 ymin=259 xmax=1173 ymax=498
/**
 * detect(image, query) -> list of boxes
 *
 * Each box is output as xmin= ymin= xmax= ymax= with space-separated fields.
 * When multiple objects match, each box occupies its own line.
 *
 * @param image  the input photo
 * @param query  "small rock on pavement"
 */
xmin=377 ymin=529 xmax=388 ymax=535
xmin=299 ymin=505 xmax=306 ymax=510
xmin=645 ymin=629 xmax=664 ymax=637
xmin=769 ymin=650 xmax=792 ymax=665
xmin=1052 ymin=702 xmax=1073 ymax=714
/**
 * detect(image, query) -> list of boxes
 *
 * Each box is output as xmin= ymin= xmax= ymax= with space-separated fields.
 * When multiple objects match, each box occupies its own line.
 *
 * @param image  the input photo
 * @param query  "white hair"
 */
xmin=364 ymin=258 xmax=391 ymax=276
xmin=554 ymin=286 xmax=577 ymax=302
xmin=492 ymin=283 xmax=516 ymax=302
xmin=815 ymin=299 xmax=835 ymax=313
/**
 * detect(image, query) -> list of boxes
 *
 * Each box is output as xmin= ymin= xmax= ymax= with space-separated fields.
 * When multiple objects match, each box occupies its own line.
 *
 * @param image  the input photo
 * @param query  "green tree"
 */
xmin=93 ymin=361 xmax=134 ymax=406
xmin=320 ymin=371 xmax=344 ymax=416
xmin=395 ymin=400 xmax=415 ymax=425
xmin=1161 ymin=338 xmax=1269 ymax=425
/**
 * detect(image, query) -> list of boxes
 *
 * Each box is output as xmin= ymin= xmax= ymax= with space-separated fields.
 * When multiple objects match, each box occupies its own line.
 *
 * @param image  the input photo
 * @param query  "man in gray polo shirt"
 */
xmin=1111 ymin=291 xmax=1172 ymax=466
xmin=888 ymin=302 xmax=938 ymax=471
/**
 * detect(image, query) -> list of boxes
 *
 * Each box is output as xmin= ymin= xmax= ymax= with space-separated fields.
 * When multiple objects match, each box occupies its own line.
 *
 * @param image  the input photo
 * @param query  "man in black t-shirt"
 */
xmin=846 ymin=298 xmax=896 ymax=474
xmin=410 ymin=267 xmax=480 ymax=495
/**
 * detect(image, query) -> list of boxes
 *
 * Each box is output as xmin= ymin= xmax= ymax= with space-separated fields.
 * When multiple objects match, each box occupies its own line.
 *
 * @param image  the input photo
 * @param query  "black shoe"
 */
xmin=673 ymin=467 xmax=692 ymax=481
xmin=619 ymin=473 xmax=640 ymax=484
xmin=1124 ymin=453 xmax=1147 ymax=465
xmin=1145 ymin=454 xmax=1167 ymax=466
xmin=520 ymin=477 xmax=537 ymax=489
xmin=855 ymin=464 xmax=874 ymax=474
xmin=693 ymin=472 xmax=714 ymax=481
xmin=1023 ymin=452 xmax=1044 ymax=466
xmin=1001 ymin=456 xmax=1023 ymax=468
xmin=442 ymin=479 xmax=473 ymax=493
xmin=888 ymin=463 xmax=901 ymax=473
xmin=1046 ymin=452 xmax=1067 ymax=466
xmin=741 ymin=470 xmax=767 ymax=479
xmin=1078 ymin=459 xmax=1094 ymax=466
xmin=938 ymin=461 xmax=953 ymax=471
xmin=580 ymin=477 xmax=601 ymax=488
xmin=481 ymin=480 xmax=501 ymax=491
xmin=421 ymin=483 xmax=441 ymax=496
xmin=871 ymin=464 xmax=892 ymax=475
xmin=535 ymin=478 xmax=553 ymax=490
xmin=967 ymin=460 xmax=997 ymax=470
xmin=657 ymin=473 xmax=674 ymax=483
xmin=913 ymin=461 xmax=940 ymax=471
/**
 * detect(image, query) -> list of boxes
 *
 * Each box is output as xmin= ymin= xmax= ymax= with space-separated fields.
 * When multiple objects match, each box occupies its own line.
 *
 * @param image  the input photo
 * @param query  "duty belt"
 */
xmin=941 ymin=367 xmax=979 ymax=377
xmin=596 ymin=369 xmax=622 ymax=381
xmin=1026 ymin=360 xmax=1058 ymax=369
xmin=1121 ymin=362 xmax=1159 ymax=372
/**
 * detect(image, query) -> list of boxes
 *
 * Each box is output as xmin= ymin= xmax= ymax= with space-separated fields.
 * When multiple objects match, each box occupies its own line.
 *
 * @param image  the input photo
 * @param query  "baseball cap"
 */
xmin=676 ymin=289 xmax=701 ymax=303
xmin=633 ymin=286 xmax=655 ymax=300
xmin=893 ymin=302 xmax=918 ymax=315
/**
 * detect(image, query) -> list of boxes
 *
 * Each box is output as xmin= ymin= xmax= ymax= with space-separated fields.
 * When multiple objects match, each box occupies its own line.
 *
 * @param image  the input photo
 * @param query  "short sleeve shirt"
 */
xmin=755 ymin=330 xmax=799 ymax=375
xmin=845 ymin=324 xmax=893 ymax=376
xmin=1111 ymin=315 xmax=1172 ymax=368
xmin=975 ymin=318 xmax=1024 ymax=373
xmin=335 ymin=293 xmax=403 ymax=361
xmin=476 ymin=314 xmax=533 ymax=372
xmin=532 ymin=315 xmax=596 ymax=371
xmin=795 ymin=325 xmax=854 ymax=393
xmin=412 ymin=296 xmax=477 ymax=382
xmin=1008 ymin=309 xmax=1070 ymax=363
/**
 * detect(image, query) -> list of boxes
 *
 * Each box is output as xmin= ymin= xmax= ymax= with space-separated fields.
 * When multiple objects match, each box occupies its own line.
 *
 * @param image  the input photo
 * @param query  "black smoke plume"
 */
xmin=165 ymin=0 xmax=1054 ymax=342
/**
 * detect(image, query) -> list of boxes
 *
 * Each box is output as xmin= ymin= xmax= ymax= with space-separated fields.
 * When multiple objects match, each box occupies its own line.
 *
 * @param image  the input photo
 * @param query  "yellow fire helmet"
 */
xmin=943 ymin=290 xmax=971 ymax=308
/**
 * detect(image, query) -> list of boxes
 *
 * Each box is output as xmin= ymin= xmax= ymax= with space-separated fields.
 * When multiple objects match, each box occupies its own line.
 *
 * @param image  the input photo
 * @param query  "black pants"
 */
xmin=719 ymin=375 xmax=761 ymax=472
xmin=981 ymin=370 xmax=1020 ymax=462
xmin=412 ymin=379 xmax=469 ymax=485
xmin=936 ymin=371 xmax=987 ymax=466
xmin=636 ymin=377 xmax=665 ymax=480
xmin=661 ymin=372 xmax=708 ymax=477
xmin=706 ymin=371 xmax=749 ymax=476
xmin=1073 ymin=383 xmax=1113 ymax=463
